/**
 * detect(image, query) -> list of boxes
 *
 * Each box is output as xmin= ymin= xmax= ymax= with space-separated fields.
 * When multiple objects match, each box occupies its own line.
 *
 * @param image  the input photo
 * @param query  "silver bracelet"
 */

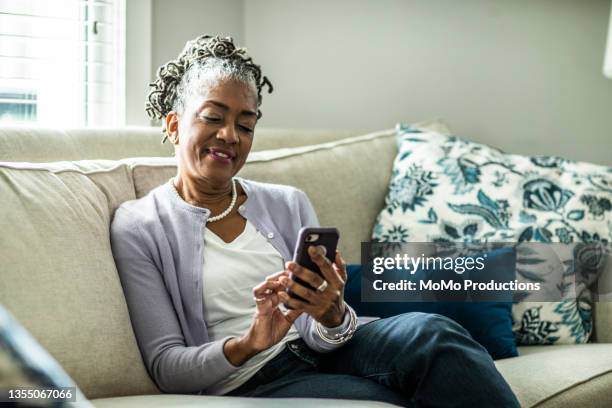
xmin=315 ymin=306 xmax=358 ymax=344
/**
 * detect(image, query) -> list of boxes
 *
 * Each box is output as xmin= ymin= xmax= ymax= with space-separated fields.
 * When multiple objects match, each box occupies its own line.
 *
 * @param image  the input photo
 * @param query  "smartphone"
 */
xmin=286 ymin=227 xmax=339 ymax=306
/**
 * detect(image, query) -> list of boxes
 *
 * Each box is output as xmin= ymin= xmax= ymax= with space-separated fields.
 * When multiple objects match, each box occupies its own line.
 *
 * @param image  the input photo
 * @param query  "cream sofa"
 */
xmin=1 ymin=125 xmax=611 ymax=408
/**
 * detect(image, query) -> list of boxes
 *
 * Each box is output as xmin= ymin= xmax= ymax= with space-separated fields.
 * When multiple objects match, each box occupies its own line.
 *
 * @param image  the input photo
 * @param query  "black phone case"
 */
xmin=287 ymin=227 xmax=339 ymax=305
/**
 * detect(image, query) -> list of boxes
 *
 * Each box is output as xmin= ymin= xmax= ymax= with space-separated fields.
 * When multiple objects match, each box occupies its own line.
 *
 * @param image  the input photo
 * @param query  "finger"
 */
xmin=279 ymin=276 xmax=291 ymax=288
xmin=282 ymin=308 xmax=303 ymax=323
xmin=253 ymin=280 xmax=283 ymax=296
xmin=255 ymin=277 xmax=284 ymax=290
xmin=308 ymin=245 xmax=343 ymax=288
xmin=268 ymin=292 xmax=279 ymax=306
xmin=255 ymin=291 xmax=281 ymax=313
xmin=254 ymin=290 xmax=279 ymax=304
xmin=254 ymin=296 xmax=273 ymax=312
xmin=286 ymin=279 xmax=322 ymax=304
xmin=265 ymin=270 xmax=290 ymax=282
xmin=279 ymin=291 xmax=313 ymax=312
xmin=333 ymin=250 xmax=348 ymax=284
xmin=287 ymin=261 xmax=325 ymax=289
xmin=264 ymin=281 xmax=286 ymax=293
xmin=253 ymin=280 xmax=284 ymax=298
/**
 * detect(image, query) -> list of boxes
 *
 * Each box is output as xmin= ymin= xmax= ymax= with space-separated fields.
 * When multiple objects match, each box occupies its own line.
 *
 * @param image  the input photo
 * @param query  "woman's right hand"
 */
xmin=223 ymin=270 xmax=302 ymax=366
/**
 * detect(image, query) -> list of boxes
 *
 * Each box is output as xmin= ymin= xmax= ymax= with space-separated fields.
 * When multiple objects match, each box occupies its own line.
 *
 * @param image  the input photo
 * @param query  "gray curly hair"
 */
xmin=145 ymin=35 xmax=273 ymax=143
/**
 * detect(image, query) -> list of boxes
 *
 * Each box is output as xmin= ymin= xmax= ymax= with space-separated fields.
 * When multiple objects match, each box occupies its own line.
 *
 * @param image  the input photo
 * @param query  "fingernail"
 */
xmin=317 ymin=245 xmax=326 ymax=256
xmin=287 ymin=262 xmax=296 ymax=271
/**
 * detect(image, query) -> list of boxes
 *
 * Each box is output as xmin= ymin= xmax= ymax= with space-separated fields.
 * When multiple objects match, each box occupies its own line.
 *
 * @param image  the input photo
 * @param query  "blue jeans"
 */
xmin=227 ymin=313 xmax=519 ymax=407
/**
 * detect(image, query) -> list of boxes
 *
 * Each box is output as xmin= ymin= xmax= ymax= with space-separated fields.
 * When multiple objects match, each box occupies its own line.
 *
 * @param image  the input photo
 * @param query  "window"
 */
xmin=0 ymin=0 xmax=125 ymax=127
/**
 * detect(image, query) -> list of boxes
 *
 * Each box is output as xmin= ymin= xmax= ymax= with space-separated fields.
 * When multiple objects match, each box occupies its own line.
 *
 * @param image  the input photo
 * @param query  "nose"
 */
xmin=217 ymin=123 xmax=239 ymax=144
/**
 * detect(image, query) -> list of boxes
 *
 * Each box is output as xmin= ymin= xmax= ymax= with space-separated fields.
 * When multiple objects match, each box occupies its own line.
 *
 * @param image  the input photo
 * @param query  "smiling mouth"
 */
xmin=204 ymin=148 xmax=235 ymax=163
xmin=210 ymin=150 xmax=231 ymax=159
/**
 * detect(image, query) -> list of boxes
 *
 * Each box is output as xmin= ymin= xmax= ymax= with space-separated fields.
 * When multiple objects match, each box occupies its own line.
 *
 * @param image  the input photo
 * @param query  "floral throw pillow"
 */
xmin=372 ymin=124 xmax=612 ymax=345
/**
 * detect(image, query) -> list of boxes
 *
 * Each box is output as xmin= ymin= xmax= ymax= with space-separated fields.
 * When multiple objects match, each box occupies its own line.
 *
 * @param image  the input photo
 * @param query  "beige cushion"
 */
xmin=0 ymin=126 xmax=173 ymax=162
xmin=496 ymin=344 xmax=612 ymax=407
xmin=0 ymin=161 xmax=158 ymax=399
xmin=249 ymin=119 xmax=450 ymax=151
xmin=535 ymin=372 xmax=612 ymax=408
xmin=91 ymin=394 xmax=399 ymax=408
xmin=251 ymin=128 xmax=366 ymax=151
xmin=126 ymin=157 xmax=177 ymax=199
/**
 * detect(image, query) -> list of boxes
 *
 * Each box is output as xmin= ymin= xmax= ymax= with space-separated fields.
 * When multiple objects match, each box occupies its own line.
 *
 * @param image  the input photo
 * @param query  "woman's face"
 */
xmin=169 ymin=78 xmax=258 ymax=186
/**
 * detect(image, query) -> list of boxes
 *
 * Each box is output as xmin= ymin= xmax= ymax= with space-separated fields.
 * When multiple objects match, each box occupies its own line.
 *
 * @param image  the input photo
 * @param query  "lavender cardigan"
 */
xmin=110 ymin=177 xmax=353 ymax=394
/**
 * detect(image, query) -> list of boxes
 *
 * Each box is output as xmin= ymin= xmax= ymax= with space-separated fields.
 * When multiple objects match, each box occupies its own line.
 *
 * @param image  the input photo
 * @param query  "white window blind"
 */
xmin=0 ymin=0 xmax=125 ymax=126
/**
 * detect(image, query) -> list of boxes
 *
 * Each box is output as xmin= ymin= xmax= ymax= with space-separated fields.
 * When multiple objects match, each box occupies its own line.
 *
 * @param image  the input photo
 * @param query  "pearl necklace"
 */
xmin=169 ymin=177 xmax=237 ymax=222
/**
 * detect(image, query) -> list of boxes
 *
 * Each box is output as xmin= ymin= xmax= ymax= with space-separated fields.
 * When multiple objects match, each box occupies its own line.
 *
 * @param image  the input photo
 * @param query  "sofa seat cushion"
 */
xmin=496 ymin=344 xmax=612 ymax=407
xmin=91 ymin=394 xmax=400 ymax=408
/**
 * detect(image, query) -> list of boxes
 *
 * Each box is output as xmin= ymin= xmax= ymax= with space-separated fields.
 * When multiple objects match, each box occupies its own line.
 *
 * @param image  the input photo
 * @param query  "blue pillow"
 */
xmin=345 ymin=252 xmax=518 ymax=360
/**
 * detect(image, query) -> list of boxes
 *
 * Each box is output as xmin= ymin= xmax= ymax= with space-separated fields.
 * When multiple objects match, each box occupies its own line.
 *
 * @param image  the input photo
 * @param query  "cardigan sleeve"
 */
xmin=290 ymin=189 xmax=356 ymax=353
xmin=110 ymin=206 xmax=240 ymax=394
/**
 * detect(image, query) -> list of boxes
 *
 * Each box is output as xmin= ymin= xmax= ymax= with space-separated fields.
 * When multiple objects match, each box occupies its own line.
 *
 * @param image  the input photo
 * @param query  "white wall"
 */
xmin=243 ymin=0 xmax=612 ymax=165
xmin=151 ymin=0 xmax=244 ymax=78
xmin=142 ymin=0 xmax=612 ymax=165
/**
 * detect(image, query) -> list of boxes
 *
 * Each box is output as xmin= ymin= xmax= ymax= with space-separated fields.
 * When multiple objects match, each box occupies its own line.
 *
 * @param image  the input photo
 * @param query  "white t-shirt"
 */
xmin=202 ymin=219 xmax=301 ymax=395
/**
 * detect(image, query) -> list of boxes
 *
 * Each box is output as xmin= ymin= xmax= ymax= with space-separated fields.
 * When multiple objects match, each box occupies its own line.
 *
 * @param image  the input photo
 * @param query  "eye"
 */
xmin=199 ymin=112 xmax=221 ymax=122
xmin=238 ymin=125 xmax=254 ymax=134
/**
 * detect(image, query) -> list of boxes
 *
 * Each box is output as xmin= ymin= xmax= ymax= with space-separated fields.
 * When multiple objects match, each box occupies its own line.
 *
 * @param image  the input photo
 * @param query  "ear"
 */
xmin=165 ymin=111 xmax=180 ymax=144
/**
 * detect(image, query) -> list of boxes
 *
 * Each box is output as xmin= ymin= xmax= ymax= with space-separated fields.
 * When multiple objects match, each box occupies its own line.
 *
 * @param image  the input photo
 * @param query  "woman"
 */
xmin=110 ymin=35 xmax=519 ymax=407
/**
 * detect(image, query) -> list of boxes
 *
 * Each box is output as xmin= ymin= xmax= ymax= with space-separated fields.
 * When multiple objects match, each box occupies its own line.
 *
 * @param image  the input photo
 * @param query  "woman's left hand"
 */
xmin=279 ymin=246 xmax=347 ymax=328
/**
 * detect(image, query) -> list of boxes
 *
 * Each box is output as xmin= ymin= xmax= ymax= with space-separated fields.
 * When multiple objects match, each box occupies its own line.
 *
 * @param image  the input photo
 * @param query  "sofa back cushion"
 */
xmin=0 ymin=161 xmax=158 ymax=398
xmin=128 ymin=130 xmax=398 ymax=263
xmin=0 ymin=127 xmax=174 ymax=162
